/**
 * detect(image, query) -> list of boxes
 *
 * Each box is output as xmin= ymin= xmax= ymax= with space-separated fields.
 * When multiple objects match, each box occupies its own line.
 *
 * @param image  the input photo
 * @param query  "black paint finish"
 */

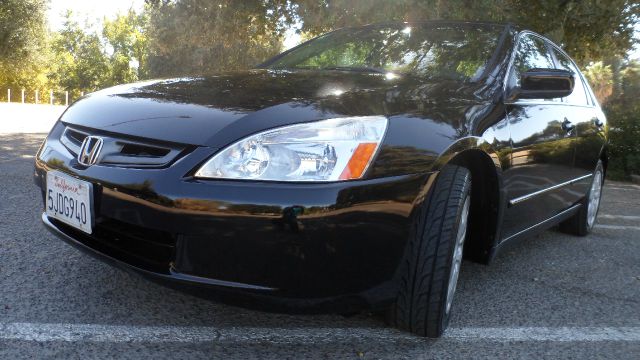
xmin=34 ymin=22 xmax=607 ymax=311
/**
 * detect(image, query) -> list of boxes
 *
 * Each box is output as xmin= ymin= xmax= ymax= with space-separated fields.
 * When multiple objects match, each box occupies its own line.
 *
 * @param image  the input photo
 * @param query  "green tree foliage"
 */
xmin=295 ymin=0 xmax=500 ymax=34
xmin=102 ymin=9 xmax=149 ymax=84
xmin=3 ymin=0 xmax=638 ymax=90
xmin=515 ymin=1 xmax=638 ymax=66
xmin=0 ymin=0 xmax=49 ymax=95
xmin=145 ymin=0 xmax=294 ymax=77
xmin=48 ymin=11 xmax=110 ymax=100
xmin=584 ymin=61 xmax=614 ymax=104
xmin=47 ymin=9 xmax=149 ymax=100
xmin=603 ymin=61 xmax=640 ymax=180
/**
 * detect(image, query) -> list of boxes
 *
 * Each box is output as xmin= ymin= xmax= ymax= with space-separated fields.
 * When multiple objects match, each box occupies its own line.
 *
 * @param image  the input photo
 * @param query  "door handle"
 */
xmin=561 ymin=118 xmax=575 ymax=133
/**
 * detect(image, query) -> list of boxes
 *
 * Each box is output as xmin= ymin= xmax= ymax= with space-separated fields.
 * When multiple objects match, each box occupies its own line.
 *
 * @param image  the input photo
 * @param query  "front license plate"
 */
xmin=46 ymin=171 xmax=93 ymax=234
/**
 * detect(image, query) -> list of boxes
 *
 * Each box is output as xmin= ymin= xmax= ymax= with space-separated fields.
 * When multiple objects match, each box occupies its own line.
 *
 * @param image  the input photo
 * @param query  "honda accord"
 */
xmin=35 ymin=21 xmax=608 ymax=337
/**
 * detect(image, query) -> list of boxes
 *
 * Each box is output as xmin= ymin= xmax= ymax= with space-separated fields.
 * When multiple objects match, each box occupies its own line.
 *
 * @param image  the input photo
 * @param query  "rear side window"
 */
xmin=551 ymin=48 xmax=590 ymax=106
xmin=509 ymin=34 xmax=555 ymax=89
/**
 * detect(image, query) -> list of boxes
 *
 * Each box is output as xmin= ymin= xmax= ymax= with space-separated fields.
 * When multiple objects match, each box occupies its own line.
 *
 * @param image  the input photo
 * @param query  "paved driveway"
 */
xmin=1 ymin=132 xmax=638 ymax=359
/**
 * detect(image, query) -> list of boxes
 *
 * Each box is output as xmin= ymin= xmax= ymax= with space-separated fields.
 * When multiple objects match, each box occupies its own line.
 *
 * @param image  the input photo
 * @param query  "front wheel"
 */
xmin=389 ymin=164 xmax=471 ymax=337
xmin=560 ymin=160 xmax=604 ymax=236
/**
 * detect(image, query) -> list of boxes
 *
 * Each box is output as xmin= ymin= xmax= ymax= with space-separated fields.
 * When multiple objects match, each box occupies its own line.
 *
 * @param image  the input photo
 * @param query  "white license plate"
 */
xmin=46 ymin=171 xmax=94 ymax=234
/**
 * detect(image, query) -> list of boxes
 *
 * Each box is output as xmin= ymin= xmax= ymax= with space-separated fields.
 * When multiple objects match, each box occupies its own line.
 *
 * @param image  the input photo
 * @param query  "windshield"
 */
xmin=264 ymin=24 xmax=505 ymax=82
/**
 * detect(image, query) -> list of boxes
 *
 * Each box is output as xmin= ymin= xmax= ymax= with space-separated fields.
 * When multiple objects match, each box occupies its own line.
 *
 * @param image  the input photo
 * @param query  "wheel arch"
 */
xmin=431 ymin=137 xmax=506 ymax=264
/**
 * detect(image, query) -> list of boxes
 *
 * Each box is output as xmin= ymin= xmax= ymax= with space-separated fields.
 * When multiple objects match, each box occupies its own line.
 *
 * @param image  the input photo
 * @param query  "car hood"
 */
xmin=60 ymin=70 xmax=491 ymax=148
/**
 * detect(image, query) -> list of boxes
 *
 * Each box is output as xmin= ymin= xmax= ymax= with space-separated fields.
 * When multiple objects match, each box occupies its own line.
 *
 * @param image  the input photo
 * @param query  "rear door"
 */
xmin=550 ymin=46 xmax=605 ymax=195
xmin=501 ymin=33 xmax=581 ymax=239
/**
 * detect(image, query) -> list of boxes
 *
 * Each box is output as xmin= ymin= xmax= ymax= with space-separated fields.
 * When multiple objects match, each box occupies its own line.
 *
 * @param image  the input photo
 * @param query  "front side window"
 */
xmin=264 ymin=24 xmax=505 ymax=82
xmin=551 ymin=48 xmax=590 ymax=106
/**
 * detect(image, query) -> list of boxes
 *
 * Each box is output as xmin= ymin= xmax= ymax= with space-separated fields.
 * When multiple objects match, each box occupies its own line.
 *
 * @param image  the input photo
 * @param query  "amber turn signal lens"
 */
xmin=339 ymin=143 xmax=379 ymax=180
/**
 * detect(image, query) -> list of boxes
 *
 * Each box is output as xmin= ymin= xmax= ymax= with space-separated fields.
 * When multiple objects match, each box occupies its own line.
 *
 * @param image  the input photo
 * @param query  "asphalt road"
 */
xmin=1 ymin=132 xmax=639 ymax=359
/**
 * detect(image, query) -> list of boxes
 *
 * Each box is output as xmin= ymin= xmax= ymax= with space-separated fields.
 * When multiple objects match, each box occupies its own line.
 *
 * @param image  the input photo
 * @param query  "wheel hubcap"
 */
xmin=445 ymin=195 xmax=470 ymax=315
xmin=587 ymin=169 xmax=603 ymax=229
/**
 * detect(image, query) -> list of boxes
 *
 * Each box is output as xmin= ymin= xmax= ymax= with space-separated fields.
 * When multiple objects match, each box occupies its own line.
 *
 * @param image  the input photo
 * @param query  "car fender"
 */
xmin=431 ymin=136 xmax=508 ymax=263
xmin=431 ymin=136 xmax=503 ymax=173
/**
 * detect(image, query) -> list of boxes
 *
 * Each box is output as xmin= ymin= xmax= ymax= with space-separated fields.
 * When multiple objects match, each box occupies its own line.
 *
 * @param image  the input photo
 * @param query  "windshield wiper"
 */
xmin=321 ymin=66 xmax=387 ymax=74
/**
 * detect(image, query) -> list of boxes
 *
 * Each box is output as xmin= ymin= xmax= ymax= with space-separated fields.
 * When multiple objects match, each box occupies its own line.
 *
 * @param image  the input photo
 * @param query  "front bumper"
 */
xmin=35 ymin=123 xmax=432 ymax=310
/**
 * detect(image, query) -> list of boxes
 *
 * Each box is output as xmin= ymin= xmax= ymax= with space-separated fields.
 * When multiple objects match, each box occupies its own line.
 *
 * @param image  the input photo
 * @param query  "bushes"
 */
xmin=602 ymin=62 xmax=640 ymax=181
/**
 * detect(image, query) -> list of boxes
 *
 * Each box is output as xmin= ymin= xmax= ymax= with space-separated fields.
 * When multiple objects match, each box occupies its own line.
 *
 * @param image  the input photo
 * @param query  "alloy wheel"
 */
xmin=587 ymin=169 xmax=603 ymax=229
xmin=445 ymin=195 xmax=470 ymax=314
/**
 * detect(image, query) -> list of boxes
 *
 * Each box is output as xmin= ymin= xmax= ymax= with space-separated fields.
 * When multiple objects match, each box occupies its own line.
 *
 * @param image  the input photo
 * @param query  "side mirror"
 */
xmin=509 ymin=68 xmax=575 ymax=101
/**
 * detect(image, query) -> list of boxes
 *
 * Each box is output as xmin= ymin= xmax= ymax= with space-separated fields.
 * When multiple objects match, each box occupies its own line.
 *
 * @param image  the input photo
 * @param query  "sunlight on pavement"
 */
xmin=0 ymin=103 xmax=66 ymax=134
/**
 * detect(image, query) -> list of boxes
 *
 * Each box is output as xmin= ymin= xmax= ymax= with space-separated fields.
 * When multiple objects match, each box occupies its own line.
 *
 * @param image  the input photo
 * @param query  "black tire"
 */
xmin=560 ymin=160 xmax=604 ymax=236
xmin=389 ymin=164 xmax=472 ymax=337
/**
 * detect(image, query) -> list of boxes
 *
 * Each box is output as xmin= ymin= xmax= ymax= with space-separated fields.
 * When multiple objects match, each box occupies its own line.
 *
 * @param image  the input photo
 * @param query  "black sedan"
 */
xmin=35 ymin=21 xmax=607 ymax=337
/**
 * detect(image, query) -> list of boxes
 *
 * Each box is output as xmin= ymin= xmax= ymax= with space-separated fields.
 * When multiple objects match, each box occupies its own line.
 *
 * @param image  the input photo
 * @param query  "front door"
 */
xmin=501 ymin=34 xmax=581 ymax=240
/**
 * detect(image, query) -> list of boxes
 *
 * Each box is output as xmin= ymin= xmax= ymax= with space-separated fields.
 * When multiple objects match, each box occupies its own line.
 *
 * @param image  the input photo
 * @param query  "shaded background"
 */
xmin=1 ymin=0 xmax=638 ymax=180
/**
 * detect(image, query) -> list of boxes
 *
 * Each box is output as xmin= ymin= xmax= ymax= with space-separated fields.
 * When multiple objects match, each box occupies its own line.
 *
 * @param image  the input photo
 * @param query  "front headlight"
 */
xmin=195 ymin=116 xmax=388 ymax=181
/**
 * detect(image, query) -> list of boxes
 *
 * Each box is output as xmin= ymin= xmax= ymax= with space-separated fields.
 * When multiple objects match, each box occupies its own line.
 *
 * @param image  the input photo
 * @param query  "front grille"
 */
xmin=63 ymin=127 xmax=87 ymax=145
xmin=51 ymin=217 xmax=176 ymax=273
xmin=60 ymin=125 xmax=185 ymax=168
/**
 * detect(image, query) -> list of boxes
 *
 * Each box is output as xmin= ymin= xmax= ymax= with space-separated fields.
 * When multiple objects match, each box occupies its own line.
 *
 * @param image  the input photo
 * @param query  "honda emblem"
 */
xmin=77 ymin=136 xmax=104 ymax=166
